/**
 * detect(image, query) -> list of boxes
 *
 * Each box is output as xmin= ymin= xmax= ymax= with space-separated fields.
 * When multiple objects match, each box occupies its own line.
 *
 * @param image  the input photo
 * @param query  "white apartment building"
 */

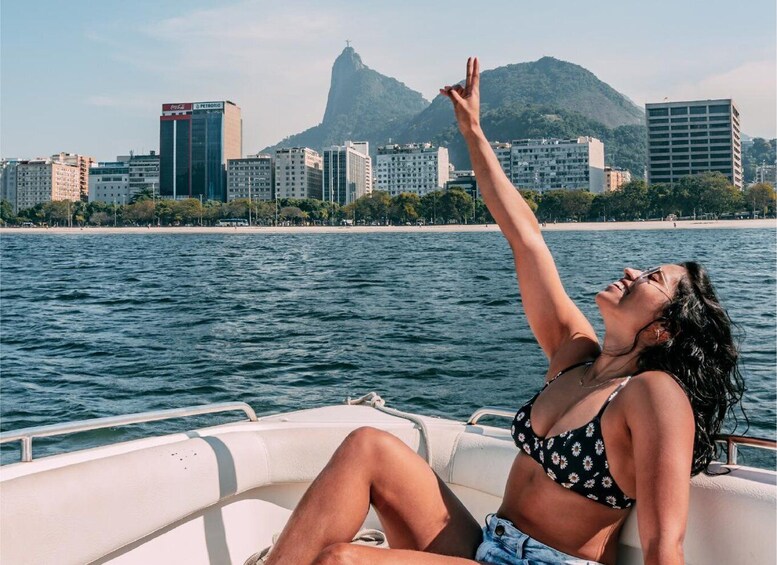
xmin=128 ymin=151 xmax=160 ymax=199
xmin=754 ymin=163 xmax=776 ymax=185
xmin=1 ymin=159 xmax=20 ymax=212
xmin=274 ymin=148 xmax=323 ymax=200
xmin=490 ymin=142 xmax=512 ymax=178
xmin=323 ymin=141 xmax=372 ymax=205
xmin=16 ymin=158 xmax=80 ymax=210
xmin=510 ymin=137 xmax=606 ymax=193
xmin=227 ymin=154 xmax=274 ymax=201
xmin=646 ymin=99 xmax=742 ymax=189
xmin=88 ymin=159 xmax=130 ymax=203
xmin=375 ymin=143 xmax=450 ymax=196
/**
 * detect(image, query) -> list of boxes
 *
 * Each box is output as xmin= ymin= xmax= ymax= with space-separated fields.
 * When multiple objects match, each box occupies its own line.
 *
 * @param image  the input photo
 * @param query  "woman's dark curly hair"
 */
xmin=636 ymin=261 xmax=746 ymax=475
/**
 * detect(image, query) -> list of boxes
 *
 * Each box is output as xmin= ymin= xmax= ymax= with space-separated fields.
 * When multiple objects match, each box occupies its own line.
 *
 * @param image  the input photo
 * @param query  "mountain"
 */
xmin=262 ymin=47 xmax=429 ymax=153
xmin=399 ymin=57 xmax=643 ymax=142
xmin=263 ymin=52 xmax=648 ymax=175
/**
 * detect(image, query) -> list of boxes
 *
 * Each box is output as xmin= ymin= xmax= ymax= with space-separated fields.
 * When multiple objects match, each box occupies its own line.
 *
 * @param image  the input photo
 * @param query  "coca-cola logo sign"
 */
xmin=162 ymin=102 xmax=192 ymax=112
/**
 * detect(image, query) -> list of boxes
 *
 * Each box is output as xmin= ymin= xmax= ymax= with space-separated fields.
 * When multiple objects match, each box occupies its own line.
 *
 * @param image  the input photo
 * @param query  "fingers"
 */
xmin=473 ymin=57 xmax=480 ymax=92
xmin=465 ymin=57 xmax=472 ymax=92
xmin=448 ymin=88 xmax=464 ymax=104
xmin=440 ymin=85 xmax=465 ymax=105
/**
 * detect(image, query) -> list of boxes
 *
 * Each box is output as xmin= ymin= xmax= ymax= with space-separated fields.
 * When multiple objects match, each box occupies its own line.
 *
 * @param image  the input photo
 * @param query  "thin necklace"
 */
xmin=578 ymin=363 xmax=629 ymax=389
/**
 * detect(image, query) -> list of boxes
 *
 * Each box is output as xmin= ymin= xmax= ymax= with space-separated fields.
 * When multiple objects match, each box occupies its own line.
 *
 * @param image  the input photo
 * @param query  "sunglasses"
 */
xmin=631 ymin=266 xmax=673 ymax=300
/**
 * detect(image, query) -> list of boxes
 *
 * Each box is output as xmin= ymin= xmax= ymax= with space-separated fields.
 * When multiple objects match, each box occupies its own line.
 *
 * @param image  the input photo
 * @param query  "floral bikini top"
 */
xmin=511 ymin=362 xmax=635 ymax=510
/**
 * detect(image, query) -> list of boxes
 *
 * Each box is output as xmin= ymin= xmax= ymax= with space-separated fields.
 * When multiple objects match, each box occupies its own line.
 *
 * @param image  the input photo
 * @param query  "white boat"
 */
xmin=1 ymin=393 xmax=775 ymax=565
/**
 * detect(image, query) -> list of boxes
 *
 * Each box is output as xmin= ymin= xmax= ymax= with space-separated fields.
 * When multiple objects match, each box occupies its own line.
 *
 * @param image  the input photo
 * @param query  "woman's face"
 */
xmin=596 ymin=264 xmax=686 ymax=337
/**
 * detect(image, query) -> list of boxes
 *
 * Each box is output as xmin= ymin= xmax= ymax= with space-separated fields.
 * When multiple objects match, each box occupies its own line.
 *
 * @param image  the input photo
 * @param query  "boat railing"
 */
xmin=466 ymin=407 xmax=776 ymax=466
xmin=0 ymin=402 xmax=258 ymax=463
xmin=466 ymin=407 xmax=515 ymax=425
xmin=714 ymin=434 xmax=777 ymax=465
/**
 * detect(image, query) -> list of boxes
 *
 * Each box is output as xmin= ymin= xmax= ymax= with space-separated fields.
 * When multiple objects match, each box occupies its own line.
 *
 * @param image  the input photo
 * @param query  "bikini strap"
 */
xmin=595 ymin=376 xmax=633 ymax=418
xmin=543 ymin=360 xmax=594 ymax=389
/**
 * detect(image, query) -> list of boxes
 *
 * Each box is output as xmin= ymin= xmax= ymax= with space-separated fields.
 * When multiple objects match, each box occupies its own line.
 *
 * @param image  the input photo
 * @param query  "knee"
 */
xmin=311 ymin=542 xmax=358 ymax=565
xmin=341 ymin=426 xmax=395 ymax=457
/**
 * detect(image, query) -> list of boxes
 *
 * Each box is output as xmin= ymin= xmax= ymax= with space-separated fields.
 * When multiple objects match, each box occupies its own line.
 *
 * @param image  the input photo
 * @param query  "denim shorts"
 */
xmin=475 ymin=514 xmax=604 ymax=565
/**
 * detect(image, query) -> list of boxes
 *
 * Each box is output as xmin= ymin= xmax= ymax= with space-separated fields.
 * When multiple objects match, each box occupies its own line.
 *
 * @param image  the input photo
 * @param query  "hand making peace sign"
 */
xmin=440 ymin=57 xmax=481 ymax=136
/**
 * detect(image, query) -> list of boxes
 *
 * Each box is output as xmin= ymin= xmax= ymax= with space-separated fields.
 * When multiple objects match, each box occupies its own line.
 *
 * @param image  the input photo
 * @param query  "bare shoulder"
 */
xmin=621 ymin=371 xmax=694 ymax=429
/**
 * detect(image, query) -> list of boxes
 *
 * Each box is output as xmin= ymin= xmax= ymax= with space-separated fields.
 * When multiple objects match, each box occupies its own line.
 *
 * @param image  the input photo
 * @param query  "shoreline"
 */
xmin=1 ymin=219 xmax=774 ymax=235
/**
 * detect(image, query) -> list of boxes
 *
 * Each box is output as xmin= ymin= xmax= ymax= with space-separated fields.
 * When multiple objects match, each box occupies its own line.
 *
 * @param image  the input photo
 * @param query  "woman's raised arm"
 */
xmin=441 ymin=58 xmax=598 ymax=364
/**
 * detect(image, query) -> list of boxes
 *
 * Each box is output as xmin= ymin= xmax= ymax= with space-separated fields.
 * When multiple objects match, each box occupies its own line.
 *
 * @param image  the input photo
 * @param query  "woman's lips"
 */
xmin=608 ymin=280 xmax=628 ymax=294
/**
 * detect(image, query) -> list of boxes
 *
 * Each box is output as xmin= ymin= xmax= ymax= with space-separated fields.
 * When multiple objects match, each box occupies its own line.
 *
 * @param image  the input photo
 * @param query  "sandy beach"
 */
xmin=1 ymin=219 xmax=774 ymax=235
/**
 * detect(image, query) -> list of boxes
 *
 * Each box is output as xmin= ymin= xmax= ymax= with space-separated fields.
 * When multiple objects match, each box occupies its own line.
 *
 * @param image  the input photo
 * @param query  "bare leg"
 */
xmin=313 ymin=544 xmax=481 ymax=565
xmin=264 ymin=427 xmax=482 ymax=565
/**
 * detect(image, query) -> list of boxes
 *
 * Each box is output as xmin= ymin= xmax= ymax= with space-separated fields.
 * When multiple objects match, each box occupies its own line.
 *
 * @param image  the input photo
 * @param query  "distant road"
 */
xmin=2 ymin=219 xmax=775 ymax=235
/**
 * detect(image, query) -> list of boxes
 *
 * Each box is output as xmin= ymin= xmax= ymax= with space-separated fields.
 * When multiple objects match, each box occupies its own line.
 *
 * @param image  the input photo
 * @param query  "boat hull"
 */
xmin=1 ymin=404 xmax=774 ymax=564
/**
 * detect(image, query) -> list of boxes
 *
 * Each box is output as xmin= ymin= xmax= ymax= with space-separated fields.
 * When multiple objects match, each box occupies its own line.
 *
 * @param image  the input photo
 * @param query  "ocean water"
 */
xmin=1 ymin=228 xmax=775 ymax=466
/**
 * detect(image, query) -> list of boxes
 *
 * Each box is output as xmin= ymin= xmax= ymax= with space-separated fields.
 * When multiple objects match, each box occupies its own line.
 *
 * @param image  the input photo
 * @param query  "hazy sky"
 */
xmin=2 ymin=0 xmax=775 ymax=162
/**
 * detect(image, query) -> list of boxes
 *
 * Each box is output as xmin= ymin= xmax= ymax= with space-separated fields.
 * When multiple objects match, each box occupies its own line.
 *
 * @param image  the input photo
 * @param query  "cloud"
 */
xmin=671 ymin=60 xmax=776 ymax=138
xmin=86 ymin=95 xmax=159 ymax=110
xmin=136 ymin=1 xmax=341 ymax=76
xmin=84 ymin=2 xmax=776 ymax=153
xmin=89 ymin=1 xmax=347 ymax=150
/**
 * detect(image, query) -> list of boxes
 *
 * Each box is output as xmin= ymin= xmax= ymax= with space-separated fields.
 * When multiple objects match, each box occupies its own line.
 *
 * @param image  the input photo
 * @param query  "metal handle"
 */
xmin=0 ymin=402 xmax=258 ymax=463
xmin=714 ymin=434 xmax=777 ymax=465
xmin=467 ymin=407 xmax=515 ymax=425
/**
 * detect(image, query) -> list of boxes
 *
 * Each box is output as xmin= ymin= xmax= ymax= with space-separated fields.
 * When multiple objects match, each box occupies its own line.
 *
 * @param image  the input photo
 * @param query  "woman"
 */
xmin=255 ymin=58 xmax=744 ymax=565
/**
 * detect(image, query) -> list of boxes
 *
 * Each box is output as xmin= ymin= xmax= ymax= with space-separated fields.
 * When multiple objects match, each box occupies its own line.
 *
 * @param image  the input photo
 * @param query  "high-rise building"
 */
xmin=51 ymin=153 xmax=96 ymax=201
xmin=274 ymin=148 xmax=323 ymax=199
xmin=128 ymin=151 xmax=160 ymax=200
xmin=322 ymin=141 xmax=372 ymax=205
xmin=16 ymin=157 xmax=80 ymax=210
xmin=1 ymin=159 xmax=20 ymax=212
xmin=227 ymin=154 xmax=274 ymax=201
xmin=604 ymin=167 xmax=632 ymax=191
xmin=159 ymin=101 xmax=242 ymax=201
xmin=375 ymin=143 xmax=450 ymax=196
xmin=509 ymin=137 xmax=605 ymax=193
xmin=88 ymin=158 xmax=130 ymax=203
xmin=645 ymin=99 xmax=742 ymax=189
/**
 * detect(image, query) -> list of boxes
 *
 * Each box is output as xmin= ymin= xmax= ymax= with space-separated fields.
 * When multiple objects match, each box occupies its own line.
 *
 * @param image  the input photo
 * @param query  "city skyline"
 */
xmin=1 ymin=0 xmax=775 ymax=162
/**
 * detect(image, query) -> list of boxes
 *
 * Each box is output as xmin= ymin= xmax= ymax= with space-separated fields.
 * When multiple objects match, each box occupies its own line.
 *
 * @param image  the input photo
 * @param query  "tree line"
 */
xmin=532 ymin=174 xmax=775 ymax=222
xmin=2 ymin=173 xmax=774 ymax=227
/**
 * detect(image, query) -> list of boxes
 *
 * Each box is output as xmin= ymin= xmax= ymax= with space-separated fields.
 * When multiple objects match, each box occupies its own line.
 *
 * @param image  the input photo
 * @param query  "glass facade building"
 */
xmin=323 ymin=141 xmax=371 ymax=205
xmin=159 ymin=101 xmax=242 ymax=201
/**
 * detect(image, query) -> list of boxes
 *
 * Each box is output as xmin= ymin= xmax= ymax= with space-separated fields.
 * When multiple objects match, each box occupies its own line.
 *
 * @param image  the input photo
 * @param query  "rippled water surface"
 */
xmin=1 ymin=228 xmax=775 ymax=465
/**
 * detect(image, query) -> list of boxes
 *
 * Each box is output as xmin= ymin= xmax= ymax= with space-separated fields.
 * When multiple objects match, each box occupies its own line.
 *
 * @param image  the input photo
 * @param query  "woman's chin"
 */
xmin=595 ymin=290 xmax=617 ymax=311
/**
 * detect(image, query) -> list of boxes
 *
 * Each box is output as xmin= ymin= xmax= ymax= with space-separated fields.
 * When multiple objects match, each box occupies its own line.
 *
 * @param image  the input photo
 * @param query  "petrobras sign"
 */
xmin=193 ymin=102 xmax=224 ymax=111
xmin=162 ymin=103 xmax=192 ymax=112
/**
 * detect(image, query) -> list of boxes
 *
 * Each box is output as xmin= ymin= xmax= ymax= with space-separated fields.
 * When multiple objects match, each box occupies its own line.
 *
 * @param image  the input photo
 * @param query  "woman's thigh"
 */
xmin=350 ymin=427 xmax=482 ymax=558
xmin=315 ymin=543 xmax=481 ymax=565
